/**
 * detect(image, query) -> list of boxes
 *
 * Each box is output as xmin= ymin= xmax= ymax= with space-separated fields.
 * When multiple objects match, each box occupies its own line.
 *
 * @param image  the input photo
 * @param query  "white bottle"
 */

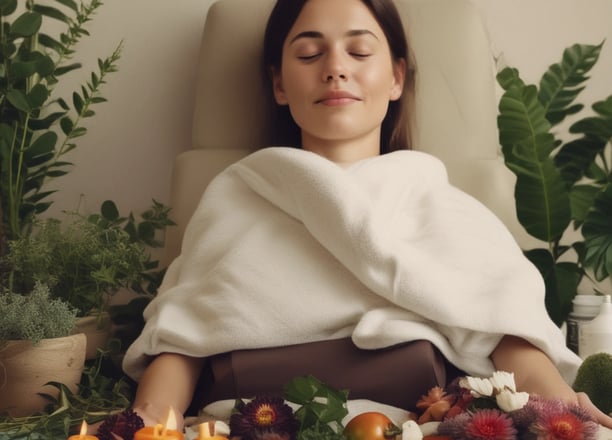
xmin=566 ymin=295 xmax=603 ymax=354
xmin=579 ymin=295 xmax=612 ymax=359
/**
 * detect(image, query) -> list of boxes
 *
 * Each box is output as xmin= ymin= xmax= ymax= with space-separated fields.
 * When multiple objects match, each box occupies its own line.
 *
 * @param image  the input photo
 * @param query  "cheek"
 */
xmin=362 ymin=65 xmax=397 ymax=96
xmin=281 ymin=64 xmax=309 ymax=97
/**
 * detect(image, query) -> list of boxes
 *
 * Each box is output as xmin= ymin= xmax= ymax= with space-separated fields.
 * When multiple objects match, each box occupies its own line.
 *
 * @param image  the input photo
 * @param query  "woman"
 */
xmin=123 ymin=0 xmax=612 ymax=431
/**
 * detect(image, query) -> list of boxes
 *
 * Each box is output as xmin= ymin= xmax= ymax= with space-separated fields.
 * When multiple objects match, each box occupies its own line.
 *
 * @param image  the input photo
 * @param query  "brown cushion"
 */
xmin=191 ymin=338 xmax=462 ymax=413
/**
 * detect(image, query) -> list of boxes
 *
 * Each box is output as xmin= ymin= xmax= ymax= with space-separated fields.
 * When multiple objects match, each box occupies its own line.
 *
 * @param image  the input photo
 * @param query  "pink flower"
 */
xmin=464 ymin=409 xmax=517 ymax=440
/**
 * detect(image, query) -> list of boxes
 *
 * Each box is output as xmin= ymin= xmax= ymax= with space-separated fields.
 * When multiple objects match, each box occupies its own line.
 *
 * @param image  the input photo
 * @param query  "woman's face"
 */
xmin=272 ymin=0 xmax=405 ymax=163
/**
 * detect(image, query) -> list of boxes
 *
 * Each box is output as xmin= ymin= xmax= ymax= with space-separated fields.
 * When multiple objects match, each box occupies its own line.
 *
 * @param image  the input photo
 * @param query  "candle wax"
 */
xmin=197 ymin=421 xmax=228 ymax=439
xmin=67 ymin=420 xmax=98 ymax=440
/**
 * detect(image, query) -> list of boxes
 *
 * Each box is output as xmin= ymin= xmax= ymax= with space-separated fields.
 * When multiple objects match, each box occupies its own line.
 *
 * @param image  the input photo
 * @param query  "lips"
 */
xmin=315 ymin=90 xmax=361 ymax=106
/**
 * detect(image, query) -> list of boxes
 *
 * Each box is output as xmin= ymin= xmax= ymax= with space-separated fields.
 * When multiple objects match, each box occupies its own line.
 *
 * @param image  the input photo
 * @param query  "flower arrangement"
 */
xmin=224 ymin=372 xmax=599 ymax=440
xmin=91 ymin=373 xmax=601 ymax=440
xmin=417 ymin=371 xmax=599 ymax=440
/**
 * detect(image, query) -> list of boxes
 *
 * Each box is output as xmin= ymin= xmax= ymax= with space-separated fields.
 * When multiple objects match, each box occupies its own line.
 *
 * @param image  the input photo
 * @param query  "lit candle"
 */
xmin=134 ymin=407 xmax=184 ymax=440
xmin=67 ymin=420 xmax=99 ymax=440
xmin=197 ymin=421 xmax=229 ymax=439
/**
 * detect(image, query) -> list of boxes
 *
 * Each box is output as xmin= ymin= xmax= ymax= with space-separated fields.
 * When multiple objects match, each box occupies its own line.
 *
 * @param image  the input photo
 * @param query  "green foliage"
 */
xmin=573 ymin=352 xmax=612 ymax=415
xmin=0 ymin=350 xmax=134 ymax=439
xmin=1 ymin=198 xmax=173 ymax=317
xmin=284 ymin=375 xmax=349 ymax=440
xmin=497 ymin=42 xmax=612 ymax=325
xmin=0 ymin=0 xmax=122 ymax=252
xmin=0 ymin=282 xmax=77 ymax=344
xmin=88 ymin=199 xmax=176 ymax=296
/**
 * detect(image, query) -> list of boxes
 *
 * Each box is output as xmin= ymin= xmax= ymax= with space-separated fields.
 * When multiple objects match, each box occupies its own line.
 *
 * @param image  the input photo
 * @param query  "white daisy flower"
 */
xmin=490 ymin=371 xmax=517 ymax=393
xmin=496 ymin=389 xmax=530 ymax=412
xmin=459 ymin=376 xmax=494 ymax=397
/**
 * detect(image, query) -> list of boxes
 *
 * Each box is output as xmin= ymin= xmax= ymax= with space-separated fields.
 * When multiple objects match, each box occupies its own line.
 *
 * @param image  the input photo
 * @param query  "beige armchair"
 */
xmin=162 ymin=0 xmax=523 ymax=269
xmin=152 ymin=0 xmax=534 ymax=411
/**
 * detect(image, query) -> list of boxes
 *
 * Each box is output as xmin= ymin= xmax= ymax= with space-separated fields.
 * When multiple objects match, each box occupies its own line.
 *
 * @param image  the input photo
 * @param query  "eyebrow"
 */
xmin=289 ymin=29 xmax=379 ymax=45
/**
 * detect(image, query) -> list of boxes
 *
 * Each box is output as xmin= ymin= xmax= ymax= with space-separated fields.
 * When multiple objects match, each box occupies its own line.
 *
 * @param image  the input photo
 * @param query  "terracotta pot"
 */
xmin=74 ymin=312 xmax=112 ymax=360
xmin=0 ymin=333 xmax=86 ymax=417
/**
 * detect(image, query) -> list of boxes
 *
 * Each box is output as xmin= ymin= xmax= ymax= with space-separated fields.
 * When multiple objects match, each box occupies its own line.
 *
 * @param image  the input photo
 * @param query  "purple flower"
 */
xmin=438 ymin=412 xmax=472 ymax=439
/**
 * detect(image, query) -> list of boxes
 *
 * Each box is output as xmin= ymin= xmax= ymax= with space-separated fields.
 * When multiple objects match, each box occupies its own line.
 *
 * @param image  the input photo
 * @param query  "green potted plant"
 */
xmin=0 ymin=0 xmax=122 ymax=254
xmin=0 ymin=282 xmax=85 ymax=417
xmin=497 ymin=42 xmax=612 ymax=326
xmin=5 ymin=213 xmax=147 ymax=316
xmin=1 ymin=199 xmax=174 ymax=357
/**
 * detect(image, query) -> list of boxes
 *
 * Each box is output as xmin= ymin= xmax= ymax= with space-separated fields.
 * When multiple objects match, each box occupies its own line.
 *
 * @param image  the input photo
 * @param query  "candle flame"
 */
xmin=79 ymin=420 xmax=88 ymax=436
xmin=163 ymin=406 xmax=177 ymax=433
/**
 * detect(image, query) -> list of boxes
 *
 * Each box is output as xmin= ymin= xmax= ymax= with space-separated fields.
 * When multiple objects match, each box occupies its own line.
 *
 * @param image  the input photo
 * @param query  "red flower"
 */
xmin=464 ymin=409 xmax=517 ymax=440
xmin=530 ymin=411 xmax=596 ymax=440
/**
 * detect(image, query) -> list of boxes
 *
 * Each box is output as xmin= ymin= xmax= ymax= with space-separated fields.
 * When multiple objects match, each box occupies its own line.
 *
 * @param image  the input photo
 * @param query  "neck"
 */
xmin=301 ymin=134 xmax=380 ymax=165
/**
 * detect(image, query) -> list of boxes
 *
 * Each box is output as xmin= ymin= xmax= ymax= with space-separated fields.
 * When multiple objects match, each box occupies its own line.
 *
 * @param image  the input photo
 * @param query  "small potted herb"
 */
xmin=0 ymin=282 xmax=85 ymax=417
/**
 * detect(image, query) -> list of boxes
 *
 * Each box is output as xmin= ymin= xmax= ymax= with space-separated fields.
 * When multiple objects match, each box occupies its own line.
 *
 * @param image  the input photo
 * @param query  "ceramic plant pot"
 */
xmin=74 ymin=312 xmax=112 ymax=360
xmin=0 ymin=333 xmax=86 ymax=417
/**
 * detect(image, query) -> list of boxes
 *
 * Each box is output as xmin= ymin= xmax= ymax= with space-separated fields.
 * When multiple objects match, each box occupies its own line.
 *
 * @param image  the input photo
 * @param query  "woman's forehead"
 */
xmin=286 ymin=0 xmax=385 ymax=42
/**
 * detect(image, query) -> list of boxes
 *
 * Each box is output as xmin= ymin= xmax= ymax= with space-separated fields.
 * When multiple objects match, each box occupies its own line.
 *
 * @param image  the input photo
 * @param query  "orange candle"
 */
xmin=134 ymin=407 xmax=184 ymax=440
xmin=133 ymin=424 xmax=184 ymax=440
xmin=67 ymin=420 xmax=99 ymax=440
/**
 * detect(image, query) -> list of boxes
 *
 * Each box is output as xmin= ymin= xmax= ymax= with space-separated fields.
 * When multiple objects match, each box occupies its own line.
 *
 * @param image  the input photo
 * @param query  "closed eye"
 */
xmin=350 ymin=53 xmax=371 ymax=59
xmin=297 ymin=54 xmax=322 ymax=61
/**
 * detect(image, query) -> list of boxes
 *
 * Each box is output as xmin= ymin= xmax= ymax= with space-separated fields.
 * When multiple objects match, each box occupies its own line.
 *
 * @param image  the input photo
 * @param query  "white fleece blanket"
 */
xmin=123 ymin=147 xmax=581 ymax=383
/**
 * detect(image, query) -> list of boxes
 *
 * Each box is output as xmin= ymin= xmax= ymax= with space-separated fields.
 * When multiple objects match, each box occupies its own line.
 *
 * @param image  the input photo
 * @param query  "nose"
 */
xmin=322 ymin=50 xmax=347 ymax=82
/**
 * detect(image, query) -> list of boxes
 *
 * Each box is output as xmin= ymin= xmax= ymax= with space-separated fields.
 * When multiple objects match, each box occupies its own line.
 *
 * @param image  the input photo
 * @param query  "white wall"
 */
xmin=43 ymin=0 xmax=612 ymax=222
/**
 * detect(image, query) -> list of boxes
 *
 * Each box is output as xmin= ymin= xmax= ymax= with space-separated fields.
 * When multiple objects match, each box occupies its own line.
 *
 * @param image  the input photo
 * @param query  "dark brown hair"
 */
xmin=263 ymin=0 xmax=415 ymax=153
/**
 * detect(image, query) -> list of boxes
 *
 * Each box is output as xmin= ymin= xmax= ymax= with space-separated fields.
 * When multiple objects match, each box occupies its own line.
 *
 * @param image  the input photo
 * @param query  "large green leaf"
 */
xmin=555 ymin=137 xmax=605 ymax=185
xmin=571 ymin=184 xmax=601 ymax=226
xmin=570 ymin=95 xmax=612 ymax=143
xmin=497 ymin=74 xmax=572 ymax=242
xmin=539 ymin=43 xmax=603 ymax=125
xmin=582 ymin=184 xmax=612 ymax=281
xmin=512 ymin=158 xmax=571 ymax=242
xmin=525 ymin=249 xmax=581 ymax=326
